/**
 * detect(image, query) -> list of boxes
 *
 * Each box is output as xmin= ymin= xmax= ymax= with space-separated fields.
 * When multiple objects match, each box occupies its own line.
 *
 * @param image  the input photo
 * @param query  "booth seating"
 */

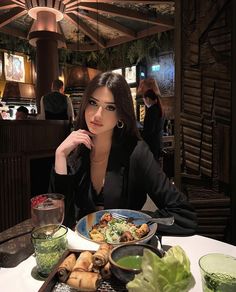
xmin=0 ymin=120 xmax=70 ymax=232
xmin=182 ymin=177 xmax=231 ymax=242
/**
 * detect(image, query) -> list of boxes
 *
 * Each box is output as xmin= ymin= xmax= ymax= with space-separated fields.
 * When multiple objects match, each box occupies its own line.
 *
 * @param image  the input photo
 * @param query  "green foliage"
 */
xmin=58 ymin=31 xmax=173 ymax=70
xmin=126 ymin=40 xmax=147 ymax=65
xmin=0 ymin=31 xmax=173 ymax=70
xmin=0 ymin=32 xmax=35 ymax=60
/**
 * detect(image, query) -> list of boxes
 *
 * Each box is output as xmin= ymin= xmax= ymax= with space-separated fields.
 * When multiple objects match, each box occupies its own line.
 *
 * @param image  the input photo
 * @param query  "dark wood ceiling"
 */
xmin=0 ymin=0 xmax=174 ymax=51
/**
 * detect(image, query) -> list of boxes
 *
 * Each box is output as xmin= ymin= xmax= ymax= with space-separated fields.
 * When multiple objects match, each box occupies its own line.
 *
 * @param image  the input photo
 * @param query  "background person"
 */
xmin=38 ymin=79 xmax=74 ymax=121
xmin=49 ymin=72 xmax=197 ymax=236
xmin=15 ymin=106 xmax=29 ymax=120
xmin=137 ymin=77 xmax=161 ymax=97
xmin=142 ymin=89 xmax=164 ymax=161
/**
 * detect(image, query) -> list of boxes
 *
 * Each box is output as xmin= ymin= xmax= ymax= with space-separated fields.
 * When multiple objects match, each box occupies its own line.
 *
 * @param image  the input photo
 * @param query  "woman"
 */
xmin=137 ymin=77 xmax=161 ymax=96
xmin=142 ymin=89 xmax=164 ymax=160
xmin=50 ymin=72 xmax=197 ymax=235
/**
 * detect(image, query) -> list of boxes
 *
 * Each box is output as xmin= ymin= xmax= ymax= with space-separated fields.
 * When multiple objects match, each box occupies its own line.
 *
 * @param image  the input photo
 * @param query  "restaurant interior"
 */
xmin=0 ymin=0 xmax=236 ymax=248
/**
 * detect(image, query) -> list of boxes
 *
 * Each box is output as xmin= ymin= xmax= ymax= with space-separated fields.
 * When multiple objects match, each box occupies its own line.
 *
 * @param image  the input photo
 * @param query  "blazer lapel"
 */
xmin=103 ymin=146 xmax=126 ymax=208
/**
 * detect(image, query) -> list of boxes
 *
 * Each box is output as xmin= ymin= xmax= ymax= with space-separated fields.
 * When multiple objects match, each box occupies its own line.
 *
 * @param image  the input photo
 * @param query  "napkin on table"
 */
xmin=67 ymin=228 xmax=100 ymax=251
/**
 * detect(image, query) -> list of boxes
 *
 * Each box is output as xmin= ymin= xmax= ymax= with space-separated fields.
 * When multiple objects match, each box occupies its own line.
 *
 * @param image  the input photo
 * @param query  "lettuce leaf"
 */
xmin=126 ymin=245 xmax=195 ymax=292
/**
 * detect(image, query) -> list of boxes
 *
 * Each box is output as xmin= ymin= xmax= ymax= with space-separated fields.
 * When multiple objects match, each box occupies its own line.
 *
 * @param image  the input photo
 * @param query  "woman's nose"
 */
xmin=94 ymin=106 xmax=103 ymax=119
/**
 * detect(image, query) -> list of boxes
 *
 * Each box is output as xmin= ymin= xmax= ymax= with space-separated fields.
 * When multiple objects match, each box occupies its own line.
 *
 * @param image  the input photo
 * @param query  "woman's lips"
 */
xmin=90 ymin=121 xmax=103 ymax=127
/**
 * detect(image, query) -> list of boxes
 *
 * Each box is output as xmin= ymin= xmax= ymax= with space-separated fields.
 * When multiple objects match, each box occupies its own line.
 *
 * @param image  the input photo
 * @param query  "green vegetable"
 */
xmin=126 ymin=245 xmax=195 ymax=292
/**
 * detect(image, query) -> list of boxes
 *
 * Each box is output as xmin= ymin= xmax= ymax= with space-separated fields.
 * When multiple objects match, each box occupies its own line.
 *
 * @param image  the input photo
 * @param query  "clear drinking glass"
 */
xmin=199 ymin=253 xmax=236 ymax=292
xmin=31 ymin=193 xmax=65 ymax=227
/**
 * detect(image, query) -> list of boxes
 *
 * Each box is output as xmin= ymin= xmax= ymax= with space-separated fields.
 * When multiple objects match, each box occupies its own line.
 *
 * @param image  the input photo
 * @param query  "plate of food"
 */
xmin=75 ymin=209 xmax=157 ymax=245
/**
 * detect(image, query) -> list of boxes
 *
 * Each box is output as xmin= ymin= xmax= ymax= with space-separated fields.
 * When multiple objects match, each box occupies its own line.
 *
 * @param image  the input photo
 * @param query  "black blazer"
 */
xmin=50 ymin=140 xmax=197 ymax=235
xmin=142 ymin=103 xmax=163 ymax=159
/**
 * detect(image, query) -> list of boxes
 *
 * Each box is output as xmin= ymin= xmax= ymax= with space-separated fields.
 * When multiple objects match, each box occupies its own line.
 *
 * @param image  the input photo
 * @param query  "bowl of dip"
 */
xmin=109 ymin=243 xmax=163 ymax=283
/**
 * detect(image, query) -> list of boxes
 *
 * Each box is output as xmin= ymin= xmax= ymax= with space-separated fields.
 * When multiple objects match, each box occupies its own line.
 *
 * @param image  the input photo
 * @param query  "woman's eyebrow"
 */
xmin=90 ymin=96 xmax=115 ymax=104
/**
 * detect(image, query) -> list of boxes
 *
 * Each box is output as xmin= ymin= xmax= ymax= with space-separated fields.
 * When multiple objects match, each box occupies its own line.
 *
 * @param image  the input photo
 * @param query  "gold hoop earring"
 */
xmin=117 ymin=120 xmax=124 ymax=129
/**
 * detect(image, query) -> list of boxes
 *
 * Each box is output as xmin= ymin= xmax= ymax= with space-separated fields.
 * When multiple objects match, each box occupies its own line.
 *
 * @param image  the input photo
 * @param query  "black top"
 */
xmin=91 ymin=184 xmax=104 ymax=207
xmin=142 ymin=103 xmax=163 ymax=159
xmin=43 ymin=91 xmax=68 ymax=120
xmin=49 ymin=140 xmax=197 ymax=235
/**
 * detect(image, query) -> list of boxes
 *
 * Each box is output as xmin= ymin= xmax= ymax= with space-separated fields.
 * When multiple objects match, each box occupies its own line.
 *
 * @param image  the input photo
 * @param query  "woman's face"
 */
xmin=143 ymin=97 xmax=152 ymax=108
xmin=85 ymin=86 xmax=119 ymax=135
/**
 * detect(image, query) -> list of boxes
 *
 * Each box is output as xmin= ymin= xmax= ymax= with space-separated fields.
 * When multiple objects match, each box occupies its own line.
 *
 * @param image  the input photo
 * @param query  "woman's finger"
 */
xmin=74 ymin=130 xmax=95 ymax=147
xmin=77 ymin=129 xmax=95 ymax=137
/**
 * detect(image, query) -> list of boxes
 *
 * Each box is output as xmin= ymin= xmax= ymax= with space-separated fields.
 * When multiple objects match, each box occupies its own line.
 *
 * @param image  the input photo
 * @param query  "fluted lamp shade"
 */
xmin=2 ymin=82 xmax=35 ymax=101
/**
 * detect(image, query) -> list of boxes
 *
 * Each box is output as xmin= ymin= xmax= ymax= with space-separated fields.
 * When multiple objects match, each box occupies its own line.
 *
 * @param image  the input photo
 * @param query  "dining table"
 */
xmin=0 ymin=228 xmax=236 ymax=292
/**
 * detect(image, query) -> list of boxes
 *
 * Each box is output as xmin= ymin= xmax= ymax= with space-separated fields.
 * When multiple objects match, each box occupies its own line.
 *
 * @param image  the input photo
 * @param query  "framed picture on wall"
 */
xmin=4 ymin=53 xmax=25 ymax=82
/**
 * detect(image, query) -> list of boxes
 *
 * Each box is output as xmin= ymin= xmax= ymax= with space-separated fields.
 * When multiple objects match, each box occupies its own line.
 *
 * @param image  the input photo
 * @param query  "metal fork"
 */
xmin=111 ymin=213 xmax=174 ymax=226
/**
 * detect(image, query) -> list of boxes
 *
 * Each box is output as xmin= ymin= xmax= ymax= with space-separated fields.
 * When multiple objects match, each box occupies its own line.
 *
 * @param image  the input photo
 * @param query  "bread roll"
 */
xmin=57 ymin=253 xmax=76 ymax=282
xmin=67 ymin=271 xmax=101 ymax=291
xmin=73 ymin=251 xmax=93 ymax=272
xmin=92 ymin=243 xmax=111 ymax=267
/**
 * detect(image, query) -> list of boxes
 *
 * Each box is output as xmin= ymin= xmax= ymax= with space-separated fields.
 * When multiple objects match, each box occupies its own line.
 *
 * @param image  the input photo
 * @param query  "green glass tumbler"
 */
xmin=199 ymin=253 xmax=236 ymax=292
xmin=31 ymin=224 xmax=68 ymax=278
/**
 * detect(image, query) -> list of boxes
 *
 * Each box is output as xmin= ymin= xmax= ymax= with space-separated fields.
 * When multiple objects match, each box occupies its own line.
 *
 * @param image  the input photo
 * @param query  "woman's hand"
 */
xmin=55 ymin=129 xmax=94 ymax=174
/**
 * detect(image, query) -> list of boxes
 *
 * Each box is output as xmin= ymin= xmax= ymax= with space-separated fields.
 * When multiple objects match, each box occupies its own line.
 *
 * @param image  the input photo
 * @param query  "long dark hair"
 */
xmin=143 ymin=89 xmax=163 ymax=117
xmin=74 ymin=71 xmax=140 ymax=143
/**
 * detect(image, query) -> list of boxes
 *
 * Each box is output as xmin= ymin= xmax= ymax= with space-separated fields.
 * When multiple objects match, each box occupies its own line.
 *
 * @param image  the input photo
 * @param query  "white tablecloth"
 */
xmin=0 ymin=230 xmax=235 ymax=292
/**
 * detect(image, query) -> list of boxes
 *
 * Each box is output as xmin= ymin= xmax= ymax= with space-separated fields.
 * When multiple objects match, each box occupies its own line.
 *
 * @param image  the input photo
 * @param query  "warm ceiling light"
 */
xmin=28 ymin=7 xmax=63 ymax=22
xmin=26 ymin=0 xmax=65 ymax=21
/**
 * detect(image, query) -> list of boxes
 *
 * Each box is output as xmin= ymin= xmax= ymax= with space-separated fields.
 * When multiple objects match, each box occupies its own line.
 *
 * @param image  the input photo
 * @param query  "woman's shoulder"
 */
xmin=129 ymin=140 xmax=159 ymax=174
xmin=131 ymin=140 xmax=152 ymax=158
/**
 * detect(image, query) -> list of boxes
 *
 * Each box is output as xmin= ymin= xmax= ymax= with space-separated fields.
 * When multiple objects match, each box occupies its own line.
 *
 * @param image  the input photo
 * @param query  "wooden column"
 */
xmin=231 ymin=0 xmax=236 ymax=245
xmin=174 ymin=0 xmax=182 ymax=188
xmin=29 ymin=30 xmax=64 ymax=110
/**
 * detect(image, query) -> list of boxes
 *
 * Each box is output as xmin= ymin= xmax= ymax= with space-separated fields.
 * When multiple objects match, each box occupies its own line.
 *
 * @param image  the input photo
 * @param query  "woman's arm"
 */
xmin=55 ymin=129 xmax=94 ymax=174
xmin=132 ymin=141 xmax=197 ymax=235
xmin=51 ymin=129 xmax=94 ymax=227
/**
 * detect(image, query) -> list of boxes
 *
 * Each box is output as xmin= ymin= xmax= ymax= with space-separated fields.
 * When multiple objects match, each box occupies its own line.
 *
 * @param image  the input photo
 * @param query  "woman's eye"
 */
xmin=88 ymin=99 xmax=97 ymax=106
xmin=106 ymin=105 xmax=116 ymax=111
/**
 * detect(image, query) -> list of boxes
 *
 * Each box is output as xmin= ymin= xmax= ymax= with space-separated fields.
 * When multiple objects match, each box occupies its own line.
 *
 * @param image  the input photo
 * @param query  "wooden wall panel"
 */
xmin=180 ymin=0 xmax=232 ymax=242
xmin=0 ymin=155 xmax=28 ymax=230
xmin=0 ymin=120 xmax=70 ymax=232
xmin=181 ymin=0 xmax=231 ymax=183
